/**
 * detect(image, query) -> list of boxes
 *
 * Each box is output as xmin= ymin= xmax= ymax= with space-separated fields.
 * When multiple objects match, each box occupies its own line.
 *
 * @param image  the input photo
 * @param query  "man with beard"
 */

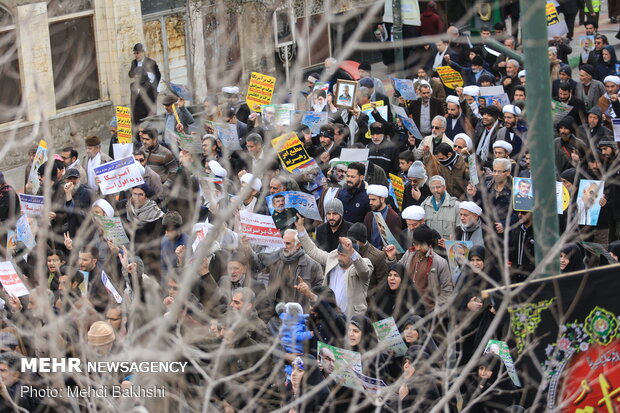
xmin=406 ymin=83 xmax=445 ymax=137
xmin=444 ymin=95 xmax=474 ymax=140
xmin=60 ymin=147 xmax=87 ymax=185
xmin=271 ymin=194 xmax=299 ymax=230
xmin=454 ymin=201 xmax=484 ymax=246
xmin=597 ymin=75 xmax=620 ymax=126
xmin=424 ymin=143 xmax=468 ymax=199
xmin=508 ymin=211 xmax=535 ymax=282
xmin=555 ymin=82 xmax=587 ymax=125
xmin=366 ymin=122 xmax=399 ymax=176
xmin=554 ymin=116 xmax=588 ymax=172
xmin=415 ymin=116 xmax=453 ymax=160
xmin=473 ymin=105 xmax=501 ymax=167
xmin=364 ymin=185 xmax=402 ymax=249
xmin=337 ymin=162 xmax=370 ymax=223
xmin=221 ymin=85 xmax=251 ymax=124
xmin=576 ymin=106 xmax=612 ymax=146
xmin=496 ymin=105 xmax=526 ymax=157
xmin=315 ymin=199 xmax=351 ymax=252
xmin=228 ymin=287 xmax=269 ymax=343
xmin=398 ymin=205 xmax=441 ymax=251
xmin=577 ymin=180 xmax=602 ymax=226
xmin=575 ymin=65 xmax=606 ymax=111
xmin=79 ymin=246 xmax=109 ymax=313
xmin=499 ymin=59 xmax=521 ymax=101
xmin=254 ymin=229 xmax=323 ymax=313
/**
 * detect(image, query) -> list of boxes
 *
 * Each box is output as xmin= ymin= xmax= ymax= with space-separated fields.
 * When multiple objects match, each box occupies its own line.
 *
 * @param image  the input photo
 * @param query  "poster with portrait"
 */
xmin=576 ymin=179 xmax=604 ymax=226
xmin=266 ymin=191 xmax=322 ymax=221
xmin=513 ymin=177 xmax=534 ymax=212
xmin=334 ymin=80 xmax=357 ymax=108
xmin=612 ymin=118 xmax=620 ymax=142
xmin=373 ymin=212 xmax=404 ymax=254
xmin=445 ymin=240 xmax=473 ymax=272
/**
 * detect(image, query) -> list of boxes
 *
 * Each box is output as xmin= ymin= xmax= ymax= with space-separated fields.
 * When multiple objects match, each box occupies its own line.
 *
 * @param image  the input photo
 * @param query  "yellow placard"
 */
xmin=115 ymin=106 xmax=132 ymax=144
xmin=546 ymin=2 xmax=560 ymax=26
xmin=561 ymin=185 xmax=570 ymax=211
xmin=271 ymin=133 xmax=311 ymax=172
xmin=362 ymin=101 xmax=386 ymax=139
xmin=436 ymin=66 xmax=464 ymax=89
xmin=389 ymin=173 xmax=404 ymax=210
xmin=246 ymin=72 xmax=276 ymax=112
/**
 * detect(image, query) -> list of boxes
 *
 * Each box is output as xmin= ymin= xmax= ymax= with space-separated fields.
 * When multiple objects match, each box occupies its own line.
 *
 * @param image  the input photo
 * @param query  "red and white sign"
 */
xmin=0 ymin=261 xmax=29 ymax=297
xmin=240 ymin=211 xmax=285 ymax=248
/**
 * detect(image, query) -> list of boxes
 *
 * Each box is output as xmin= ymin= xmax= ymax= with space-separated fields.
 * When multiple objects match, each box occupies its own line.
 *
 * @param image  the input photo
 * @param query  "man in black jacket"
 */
xmin=315 ymin=199 xmax=352 ymax=252
xmin=508 ymin=211 xmax=535 ymax=283
xmin=128 ymin=43 xmax=161 ymax=97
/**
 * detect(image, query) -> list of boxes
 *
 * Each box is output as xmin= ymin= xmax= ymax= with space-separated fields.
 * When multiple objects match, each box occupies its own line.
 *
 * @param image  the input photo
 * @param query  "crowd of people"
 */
xmin=0 ymin=14 xmax=619 ymax=413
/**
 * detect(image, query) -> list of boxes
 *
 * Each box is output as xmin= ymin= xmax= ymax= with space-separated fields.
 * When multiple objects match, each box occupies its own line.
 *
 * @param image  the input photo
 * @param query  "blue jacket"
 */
xmin=337 ymin=186 xmax=370 ymax=224
xmin=279 ymin=312 xmax=313 ymax=354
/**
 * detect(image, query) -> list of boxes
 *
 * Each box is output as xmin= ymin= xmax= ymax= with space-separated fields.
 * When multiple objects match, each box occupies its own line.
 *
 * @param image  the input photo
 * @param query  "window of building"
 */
xmin=0 ymin=5 xmax=21 ymax=124
xmin=49 ymin=16 xmax=100 ymax=109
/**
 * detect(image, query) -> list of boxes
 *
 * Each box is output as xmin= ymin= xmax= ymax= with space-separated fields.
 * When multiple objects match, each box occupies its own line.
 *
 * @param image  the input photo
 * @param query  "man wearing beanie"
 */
xmin=87 ymin=320 xmax=116 ymax=356
xmin=423 ymin=142 xmax=468 ymax=199
xmin=82 ymin=135 xmax=112 ymax=191
xmin=295 ymin=217 xmax=373 ymax=316
xmin=576 ymin=106 xmax=612 ymax=146
xmin=473 ymin=105 xmax=501 ymax=165
xmin=554 ymin=116 xmax=588 ymax=172
xmin=575 ymin=65 xmax=605 ymax=111
xmin=315 ymin=198 xmax=352 ymax=252
xmin=402 ymin=161 xmax=432 ymax=209
xmin=347 ymin=222 xmax=388 ymax=298
xmin=364 ymin=184 xmax=402 ymax=249
xmin=367 ymin=122 xmax=399 ymax=176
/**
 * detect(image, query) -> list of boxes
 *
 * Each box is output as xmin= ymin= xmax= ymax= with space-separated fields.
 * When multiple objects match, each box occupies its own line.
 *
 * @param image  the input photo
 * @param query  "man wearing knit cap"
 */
xmin=402 ymin=161 xmax=431 ymax=209
xmin=315 ymin=198 xmax=352 ymax=252
xmin=346 ymin=222 xmax=388 ymax=297
xmin=294 ymin=216 xmax=373 ymax=315
xmin=87 ymin=320 xmax=116 ymax=356
xmin=425 ymin=142 xmax=468 ymax=199
xmin=473 ymin=105 xmax=501 ymax=165
xmin=367 ymin=122 xmax=399 ymax=176
xmin=364 ymin=184 xmax=402 ymax=249
xmin=358 ymin=61 xmax=386 ymax=95
xmin=576 ymin=106 xmax=612 ymax=146
xmin=444 ymin=95 xmax=474 ymax=141
xmin=496 ymin=105 xmax=526 ymax=156
xmin=454 ymin=201 xmax=484 ymax=247
xmin=82 ymin=135 xmax=112 ymax=191
xmin=575 ymin=65 xmax=605 ymax=111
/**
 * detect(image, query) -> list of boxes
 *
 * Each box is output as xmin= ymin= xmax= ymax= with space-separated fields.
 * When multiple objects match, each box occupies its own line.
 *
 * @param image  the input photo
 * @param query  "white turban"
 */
xmin=240 ymin=173 xmax=262 ymax=192
xmin=603 ymin=75 xmax=620 ymax=85
xmin=221 ymin=86 xmax=239 ymax=94
xmin=463 ymin=85 xmax=480 ymax=96
xmin=366 ymin=184 xmax=389 ymax=198
xmin=493 ymin=140 xmax=513 ymax=154
xmin=453 ymin=133 xmax=473 ymax=151
xmin=402 ymin=205 xmax=425 ymax=221
xmin=502 ymin=104 xmax=522 ymax=116
xmin=459 ymin=201 xmax=482 ymax=216
xmin=417 ymin=79 xmax=433 ymax=94
xmin=92 ymin=199 xmax=114 ymax=218
xmin=446 ymin=95 xmax=460 ymax=105
xmin=208 ymin=160 xmax=228 ymax=178
xmin=518 ymin=70 xmax=526 ymax=78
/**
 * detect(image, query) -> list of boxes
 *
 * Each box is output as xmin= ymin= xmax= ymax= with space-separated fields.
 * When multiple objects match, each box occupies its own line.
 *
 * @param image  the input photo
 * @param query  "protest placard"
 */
xmin=392 ymin=105 xmax=423 ymax=140
xmin=18 ymin=194 xmax=45 ymax=216
xmin=16 ymin=215 xmax=35 ymax=250
xmin=436 ymin=66 xmax=464 ymax=89
xmin=239 ymin=211 xmax=285 ymax=248
xmin=95 ymin=215 xmax=130 ymax=245
xmin=28 ymin=140 xmax=48 ymax=194
xmin=216 ymin=123 xmax=242 ymax=151
xmin=317 ymin=341 xmax=362 ymax=390
xmin=372 ymin=317 xmax=408 ymax=356
xmin=266 ymin=191 xmax=322 ymax=221
xmin=546 ymin=1 xmax=568 ymax=38
xmin=484 ymin=339 xmax=522 ymax=387
xmin=272 ymin=133 xmax=311 ymax=172
xmin=556 ymin=181 xmax=570 ymax=214
xmin=301 ymin=111 xmax=328 ymax=135
xmin=261 ymin=103 xmax=295 ymax=126
xmin=246 ymin=72 xmax=276 ymax=112
xmin=313 ymin=82 xmax=329 ymax=92
xmin=612 ymin=119 xmax=620 ymax=142
xmin=94 ymin=155 xmax=144 ymax=195
xmin=391 ymin=78 xmax=416 ymax=100
xmin=576 ymin=179 xmax=604 ymax=226
xmin=292 ymin=160 xmax=325 ymax=200
xmin=361 ymin=101 xmax=388 ymax=125
xmin=445 ymin=240 xmax=473 ymax=272
xmin=513 ymin=177 xmax=534 ymax=212
xmin=112 ymin=143 xmax=134 ymax=160
xmin=101 ymin=271 xmax=123 ymax=303
xmin=0 ymin=261 xmax=29 ymax=297
xmin=177 ymin=131 xmax=204 ymax=153
xmin=468 ymin=155 xmax=479 ymax=186
xmin=388 ymin=174 xmax=404 ymax=210
xmin=79 ymin=270 xmax=89 ymax=295
xmin=373 ymin=212 xmax=404 ymax=253
xmin=551 ymin=100 xmax=573 ymax=124
xmin=6 ymin=230 xmax=16 ymax=253
xmin=116 ymin=106 xmax=132 ymax=144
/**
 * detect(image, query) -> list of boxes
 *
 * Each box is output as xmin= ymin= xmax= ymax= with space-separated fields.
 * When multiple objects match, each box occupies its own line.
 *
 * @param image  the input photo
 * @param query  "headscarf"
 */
xmin=560 ymin=243 xmax=585 ymax=273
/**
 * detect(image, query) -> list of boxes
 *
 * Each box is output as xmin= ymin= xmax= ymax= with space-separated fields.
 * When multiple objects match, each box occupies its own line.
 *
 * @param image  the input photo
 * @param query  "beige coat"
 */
xmin=300 ymin=234 xmax=373 ymax=316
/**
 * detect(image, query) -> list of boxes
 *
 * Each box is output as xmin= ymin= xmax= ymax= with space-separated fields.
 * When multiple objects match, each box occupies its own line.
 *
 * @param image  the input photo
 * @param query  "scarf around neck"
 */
xmin=127 ymin=199 xmax=164 ymax=225
xmin=279 ymin=248 xmax=305 ymax=263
